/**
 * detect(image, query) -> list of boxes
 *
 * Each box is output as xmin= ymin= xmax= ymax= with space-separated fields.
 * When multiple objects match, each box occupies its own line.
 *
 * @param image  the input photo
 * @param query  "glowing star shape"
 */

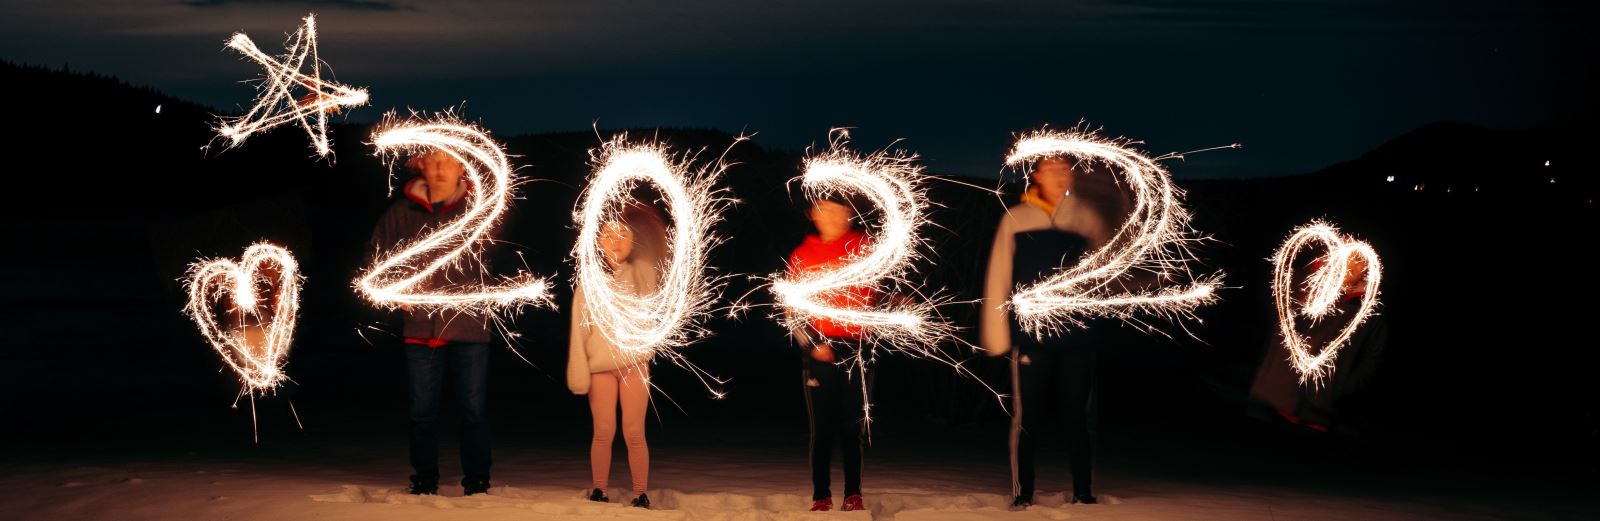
xmin=217 ymin=13 xmax=369 ymax=157
xmin=1004 ymin=128 xmax=1220 ymax=336
xmin=1271 ymin=221 xmax=1383 ymax=386
xmin=772 ymin=133 xmax=947 ymax=348
xmin=184 ymin=242 xmax=302 ymax=394
xmin=358 ymin=116 xmax=552 ymax=312
xmin=572 ymin=136 xmax=726 ymax=357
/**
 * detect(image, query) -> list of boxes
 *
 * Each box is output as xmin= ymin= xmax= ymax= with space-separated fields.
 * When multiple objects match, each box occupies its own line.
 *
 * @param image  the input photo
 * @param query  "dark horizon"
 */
xmin=6 ymin=57 xmax=1585 ymax=187
xmin=3 ymin=1 xmax=1593 ymax=179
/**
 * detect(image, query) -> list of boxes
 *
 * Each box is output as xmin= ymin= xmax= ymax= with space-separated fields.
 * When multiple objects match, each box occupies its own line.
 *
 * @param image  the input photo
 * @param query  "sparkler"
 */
xmin=357 ymin=115 xmax=552 ymax=312
xmin=216 ymin=13 xmax=369 ymax=157
xmin=183 ymin=242 xmax=303 ymax=441
xmin=1003 ymin=128 xmax=1219 ymax=337
xmin=1271 ymin=221 xmax=1383 ymax=386
xmin=572 ymin=136 xmax=726 ymax=357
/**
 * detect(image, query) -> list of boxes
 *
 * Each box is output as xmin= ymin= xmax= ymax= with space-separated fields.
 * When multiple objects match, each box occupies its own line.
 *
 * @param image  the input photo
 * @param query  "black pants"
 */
xmin=1010 ymin=347 xmax=1097 ymax=498
xmin=803 ymin=351 xmax=870 ymax=500
xmin=406 ymin=342 xmax=492 ymax=486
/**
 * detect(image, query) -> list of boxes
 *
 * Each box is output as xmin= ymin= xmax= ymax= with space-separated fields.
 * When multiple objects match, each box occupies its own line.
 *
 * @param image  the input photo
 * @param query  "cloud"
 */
xmin=181 ymin=0 xmax=413 ymax=12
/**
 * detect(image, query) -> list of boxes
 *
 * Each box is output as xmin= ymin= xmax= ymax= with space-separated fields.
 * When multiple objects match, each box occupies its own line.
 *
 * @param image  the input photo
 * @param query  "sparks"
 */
xmin=1271 ymin=221 xmax=1383 ymax=386
xmin=572 ymin=136 xmax=728 ymax=358
xmin=765 ymin=131 xmax=1001 ymax=430
xmin=216 ymin=13 xmax=369 ymax=157
xmin=183 ymin=242 xmax=302 ymax=394
xmin=357 ymin=115 xmax=552 ymax=313
xmin=1003 ymin=128 xmax=1219 ymax=337
xmin=772 ymin=131 xmax=951 ymax=349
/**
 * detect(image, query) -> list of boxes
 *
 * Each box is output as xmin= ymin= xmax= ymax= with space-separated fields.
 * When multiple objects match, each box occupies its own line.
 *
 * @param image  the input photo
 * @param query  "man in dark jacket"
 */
xmin=368 ymin=150 xmax=495 ymax=496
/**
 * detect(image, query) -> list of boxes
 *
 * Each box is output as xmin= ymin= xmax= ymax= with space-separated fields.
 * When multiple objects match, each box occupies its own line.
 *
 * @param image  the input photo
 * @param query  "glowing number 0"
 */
xmin=572 ymin=138 xmax=723 ymax=356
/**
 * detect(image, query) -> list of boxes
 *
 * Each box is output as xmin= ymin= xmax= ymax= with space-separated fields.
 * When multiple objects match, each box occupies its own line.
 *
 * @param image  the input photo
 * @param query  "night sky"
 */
xmin=3 ymin=0 xmax=1592 ymax=178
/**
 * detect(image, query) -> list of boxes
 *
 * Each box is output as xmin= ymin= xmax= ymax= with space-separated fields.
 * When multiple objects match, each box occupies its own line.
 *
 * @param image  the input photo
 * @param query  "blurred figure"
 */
xmin=1249 ymin=253 xmax=1388 ymax=436
xmin=982 ymin=156 xmax=1121 ymax=508
xmin=788 ymin=196 xmax=875 ymax=512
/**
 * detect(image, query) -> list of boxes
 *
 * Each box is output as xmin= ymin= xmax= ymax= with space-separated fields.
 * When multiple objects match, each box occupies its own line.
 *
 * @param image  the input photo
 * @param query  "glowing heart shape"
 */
xmin=1271 ymin=221 xmax=1382 ymax=386
xmin=184 ymin=242 xmax=302 ymax=393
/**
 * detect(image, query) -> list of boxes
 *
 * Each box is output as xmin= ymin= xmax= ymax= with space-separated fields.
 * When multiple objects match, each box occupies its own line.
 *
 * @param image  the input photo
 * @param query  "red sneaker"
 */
xmin=810 ymin=498 xmax=833 ymax=511
xmin=841 ymin=494 xmax=865 ymax=511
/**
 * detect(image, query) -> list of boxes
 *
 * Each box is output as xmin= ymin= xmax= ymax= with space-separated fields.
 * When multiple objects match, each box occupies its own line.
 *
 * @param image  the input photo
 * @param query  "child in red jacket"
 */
xmin=788 ymin=197 xmax=875 ymax=512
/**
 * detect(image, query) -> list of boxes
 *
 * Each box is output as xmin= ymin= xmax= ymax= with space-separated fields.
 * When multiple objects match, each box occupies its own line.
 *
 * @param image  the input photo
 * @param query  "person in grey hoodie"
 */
xmin=982 ymin=155 xmax=1125 ymax=508
xmin=568 ymin=201 xmax=665 ymax=509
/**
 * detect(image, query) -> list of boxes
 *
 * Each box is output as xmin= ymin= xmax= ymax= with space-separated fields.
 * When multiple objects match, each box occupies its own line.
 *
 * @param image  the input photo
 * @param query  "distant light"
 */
xmin=1386 ymin=176 xmax=1395 ymax=182
xmin=154 ymin=104 xmax=162 ymax=114
xmin=1413 ymin=184 xmax=1424 ymax=192
xmin=1474 ymin=186 xmax=1480 ymax=192
xmin=1550 ymin=178 xmax=1557 ymax=184
xmin=1446 ymin=187 xmax=1452 ymax=193
xmin=1544 ymin=160 xmax=1551 ymax=167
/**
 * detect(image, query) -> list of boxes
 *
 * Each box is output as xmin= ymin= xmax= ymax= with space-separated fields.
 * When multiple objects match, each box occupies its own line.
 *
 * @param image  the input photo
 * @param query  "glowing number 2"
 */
xmin=572 ymin=138 xmax=722 ymax=356
xmin=357 ymin=119 xmax=551 ymax=311
xmin=772 ymin=139 xmax=938 ymax=340
xmin=1004 ymin=129 xmax=1218 ymax=335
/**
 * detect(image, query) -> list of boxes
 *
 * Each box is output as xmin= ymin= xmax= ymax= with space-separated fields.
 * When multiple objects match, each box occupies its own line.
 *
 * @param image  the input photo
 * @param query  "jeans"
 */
xmin=406 ymin=342 xmax=491 ymax=485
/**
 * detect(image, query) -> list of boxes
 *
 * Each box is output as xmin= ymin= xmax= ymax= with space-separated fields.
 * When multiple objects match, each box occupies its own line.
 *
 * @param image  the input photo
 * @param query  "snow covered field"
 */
xmin=5 ymin=419 xmax=1592 ymax=521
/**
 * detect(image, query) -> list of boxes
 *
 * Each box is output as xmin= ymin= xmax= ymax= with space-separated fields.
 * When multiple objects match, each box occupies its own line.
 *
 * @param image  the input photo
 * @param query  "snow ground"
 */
xmin=4 ymin=429 xmax=1591 ymax=521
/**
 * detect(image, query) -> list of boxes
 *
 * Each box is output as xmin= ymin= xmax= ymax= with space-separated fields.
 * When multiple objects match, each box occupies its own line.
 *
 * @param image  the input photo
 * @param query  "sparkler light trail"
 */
xmin=572 ymin=136 xmax=727 ymax=358
xmin=772 ymin=131 xmax=949 ymax=349
xmin=1272 ymin=221 xmax=1383 ymax=386
xmin=184 ymin=242 xmax=306 ymax=441
xmin=184 ymin=242 xmax=301 ymax=394
xmin=1003 ymin=128 xmax=1220 ymax=337
xmin=357 ymin=115 xmax=552 ymax=313
xmin=216 ymin=13 xmax=369 ymax=157
xmin=763 ymin=131 xmax=1000 ymax=430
